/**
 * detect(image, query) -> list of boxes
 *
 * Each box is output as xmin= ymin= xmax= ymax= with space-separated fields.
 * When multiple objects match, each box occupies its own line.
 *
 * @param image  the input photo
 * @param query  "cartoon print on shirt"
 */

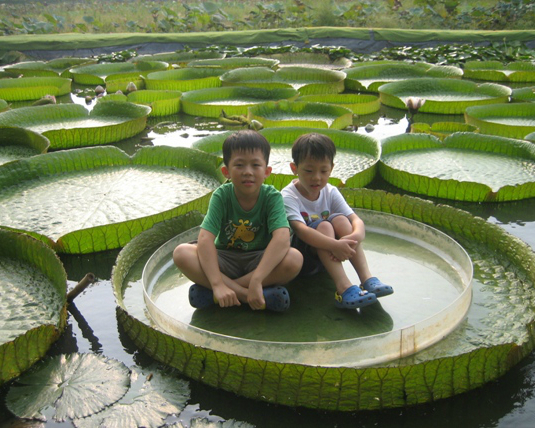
xmin=225 ymin=219 xmax=259 ymax=249
xmin=301 ymin=210 xmax=331 ymax=225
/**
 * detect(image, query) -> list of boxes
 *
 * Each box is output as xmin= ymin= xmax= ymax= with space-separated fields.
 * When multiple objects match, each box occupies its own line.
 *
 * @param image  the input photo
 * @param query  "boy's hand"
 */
xmin=212 ymin=284 xmax=241 ymax=308
xmin=330 ymin=238 xmax=357 ymax=262
xmin=247 ymin=281 xmax=265 ymax=310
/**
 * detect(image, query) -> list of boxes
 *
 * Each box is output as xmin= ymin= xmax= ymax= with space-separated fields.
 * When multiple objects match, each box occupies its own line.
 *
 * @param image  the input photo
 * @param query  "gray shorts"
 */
xmin=216 ymin=248 xmax=265 ymax=279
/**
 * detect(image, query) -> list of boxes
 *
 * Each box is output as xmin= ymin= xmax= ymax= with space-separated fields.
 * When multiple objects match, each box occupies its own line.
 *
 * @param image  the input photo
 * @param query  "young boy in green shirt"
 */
xmin=281 ymin=132 xmax=393 ymax=310
xmin=173 ymin=130 xmax=303 ymax=312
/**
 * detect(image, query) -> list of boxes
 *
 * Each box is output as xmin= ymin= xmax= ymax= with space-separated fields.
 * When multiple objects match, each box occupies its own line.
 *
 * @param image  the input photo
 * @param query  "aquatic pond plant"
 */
xmin=111 ymin=189 xmax=535 ymax=411
xmin=0 ymin=145 xmax=223 ymax=253
xmin=410 ymin=122 xmax=479 ymax=140
xmin=379 ymin=132 xmax=535 ymax=202
xmin=69 ymin=61 xmax=169 ymax=85
xmin=465 ymin=102 xmax=535 ymax=139
xmin=297 ymin=93 xmax=380 ymax=115
xmin=463 ymin=60 xmax=535 ymax=83
xmin=0 ymin=101 xmax=151 ymax=149
xmin=0 ymin=76 xmax=71 ymax=101
xmin=379 ymin=78 xmax=512 ymax=114
xmin=0 ymin=229 xmax=67 ymax=385
xmin=2 ymin=58 xmax=96 ymax=78
xmin=125 ymin=90 xmax=182 ymax=117
xmin=0 ymin=125 xmax=50 ymax=166
xmin=144 ymin=67 xmax=225 ymax=91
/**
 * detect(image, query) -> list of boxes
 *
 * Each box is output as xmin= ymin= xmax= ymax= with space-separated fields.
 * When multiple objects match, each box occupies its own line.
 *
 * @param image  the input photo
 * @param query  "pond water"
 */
xmin=2 ymin=88 xmax=535 ymax=427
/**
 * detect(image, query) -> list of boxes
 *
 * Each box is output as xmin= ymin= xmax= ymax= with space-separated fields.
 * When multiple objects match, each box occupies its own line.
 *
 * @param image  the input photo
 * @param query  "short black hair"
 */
xmin=291 ymin=133 xmax=336 ymax=166
xmin=222 ymin=130 xmax=271 ymax=166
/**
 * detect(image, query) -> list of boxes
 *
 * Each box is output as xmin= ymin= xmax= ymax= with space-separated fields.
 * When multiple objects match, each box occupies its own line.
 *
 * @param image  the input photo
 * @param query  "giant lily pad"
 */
xmin=69 ymin=61 xmax=169 ymax=85
xmin=3 ymin=58 xmax=96 ymax=78
xmin=0 ymin=229 xmax=67 ymax=385
xmin=0 ymin=76 xmax=71 ymax=101
xmin=193 ymin=127 xmax=380 ymax=188
xmin=463 ymin=61 xmax=535 ymax=83
xmin=0 ymin=125 xmax=49 ymax=166
xmin=258 ymin=51 xmax=352 ymax=69
xmin=410 ymin=121 xmax=479 ymax=140
xmin=379 ymin=78 xmax=511 ymax=114
xmin=126 ymin=90 xmax=182 ymax=117
xmin=181 ymin=86 xmax=299 ymax=118
xmin=0 ymin=99 xmax=8 ymax=112
xmin=133 ymin=50 xmax=225 ymax=66
xmin=0 ymin=101 xmax=151 ymax=149
xmin=112 ymin=189 xmax=535 ymax=411
xmin=379 ymin=132 xmax=535 ymax=202
xmin=220 ymin=66 xmax=346 ymax=95
xmin=187 ymin=57 xmax=279 ymax=69
xmin=464 ymin=103 xmax=535 ymax=139
xmin=0 ymin=145 xmax=223 ymax=253
xmin=511 ymin=86 xmax=535 ymax=103
xmin=144 ymin=68 xmax=225 ymax=91
xmin=297 ymin=93 xmax=380 ymax=115
xmin=345 ymin=62 xmax=462 ymax=92
xmin=248 ymin=100 xmax=353 ymax=129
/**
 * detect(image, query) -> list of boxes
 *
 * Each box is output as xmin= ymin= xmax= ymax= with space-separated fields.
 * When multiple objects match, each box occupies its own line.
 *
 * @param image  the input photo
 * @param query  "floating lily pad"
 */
xmin=144 ymin=68 xmax=225 ymax=91
xmin=112 ymin=188 xmax=535 ymax=411
xmin=0 ymin=125 xmax=49 ymax=165
xmin=187 ymin=57 xmax=279 ymax=69
xmin=379 ymin=78 xmax=511 ymax=114
xmin=181 ymin=86 xmax=298 ymax=118
xmin=511 ymin=86 xmax=535 ymax=103
xmin=345 ymin=62 xmax=462 ymax=92
xmin=258 ymin=51 xmax=352 ymax=69
xmin=69 ymin=61 xmax=169 ymax=85
xmin=410 ymin=121 xmax=479 ymax=140
xmin=0 ymin=99 xmax=9 ymax=112
xmin=0 ymin=145 xmax=223 ymax=253
xmin=297 ymin=93 xmax=380 ymax=115
xmin=463 ymin=61 xmax=535 ymax=83
xmin=3 ymin=58 xmax=96 ymax=79
xmin=0 ymin=101 xmax=151 ymax=149
xmin=465 ymin=103 xmax=535 ymax=139
xmin=0 ymin=76 xmax=71 ymax=101
xmin=248 ymin=100 xmax=353 ymax=129
xmin=220 ymin=66 xmax=346 ymax=95
xmin=193 ymin=127 xmax=380 ymax=188
xmin=126 ymin=90 xmax=182 ymax=117
xmin=6 ymin=353 xmax=130 ymax=421
xmin=133 ymin=51 xmax=225 ymax=66
xmin=104 ymin=72 xmax=147 ymax=93
xmin=379 ymin=132 xmax=535 ymax=201
xmin=0 ymin=229 xmax=67 ymax=385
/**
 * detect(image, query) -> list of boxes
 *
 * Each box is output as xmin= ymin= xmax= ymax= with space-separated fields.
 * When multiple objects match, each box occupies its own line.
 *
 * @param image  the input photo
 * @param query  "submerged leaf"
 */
xmin=6 ymin=353 xmax=130 ymax=421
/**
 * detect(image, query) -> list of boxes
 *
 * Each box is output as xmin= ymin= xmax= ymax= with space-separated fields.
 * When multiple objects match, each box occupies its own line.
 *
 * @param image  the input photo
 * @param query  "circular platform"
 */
xmin=142 ymin=209 xmax=472 ymax=367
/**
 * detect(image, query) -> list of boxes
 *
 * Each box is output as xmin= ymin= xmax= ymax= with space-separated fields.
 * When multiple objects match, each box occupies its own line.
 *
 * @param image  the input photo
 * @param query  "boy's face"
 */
xmin=221 ymin=149 xmax=272 ymax=197
xmin=290 ymin=156 xmax=333 ymax=201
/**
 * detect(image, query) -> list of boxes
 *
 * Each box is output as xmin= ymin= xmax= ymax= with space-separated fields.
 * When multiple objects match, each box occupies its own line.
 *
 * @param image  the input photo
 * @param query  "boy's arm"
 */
xmin=197 ymin=228 xmax=240 ymax=307
xmin=339 ymin=213 xmax=366 ymax=242
xmin=247 ymin=227 xmax=291 ymax=309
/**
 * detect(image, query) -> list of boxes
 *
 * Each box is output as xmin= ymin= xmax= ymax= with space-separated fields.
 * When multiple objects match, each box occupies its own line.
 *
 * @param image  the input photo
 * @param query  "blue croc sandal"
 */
xmin=362 ymin=277 xmax=394 ymax=298
xmin=188 ymin=283 xmax=217 ymax=309
xmin=335 ymin=285 xmax=377 ymax=309
xmin=262 ymin=286 xmax=290 ymax=312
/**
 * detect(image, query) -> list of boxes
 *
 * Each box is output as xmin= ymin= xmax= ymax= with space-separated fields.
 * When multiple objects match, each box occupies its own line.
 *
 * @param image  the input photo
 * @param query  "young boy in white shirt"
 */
xmin=281 ymin=132 xmax=393 ymax=309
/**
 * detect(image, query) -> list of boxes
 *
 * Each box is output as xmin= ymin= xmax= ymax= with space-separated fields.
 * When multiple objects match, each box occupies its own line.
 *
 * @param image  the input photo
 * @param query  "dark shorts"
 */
xmin=292 ymin=213 xmax=345 ymax=276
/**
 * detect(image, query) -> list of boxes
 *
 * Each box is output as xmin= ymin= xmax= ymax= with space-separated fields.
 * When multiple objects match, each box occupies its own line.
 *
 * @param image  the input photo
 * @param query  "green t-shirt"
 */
xmin=201 ymin=183 xmax=289 ymax=251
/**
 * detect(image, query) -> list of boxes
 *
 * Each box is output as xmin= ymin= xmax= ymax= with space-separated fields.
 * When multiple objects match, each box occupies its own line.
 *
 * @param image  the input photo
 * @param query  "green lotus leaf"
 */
xmin=221 ymin=66 xmax=346 ymax=95
xmin=511 ymin=86 xmax=535 ymax=103
xmin=410 ymin=121 xmax=479 ymax=140
xmin=144 ymin=68 xmax=225 ymax=91
xmin=133 ymin=51 xmax=225 ymax=66
xmin=69 ymin=61 xmax=169 ymax=85
xmin=379 ymin=78 xmax=511 ymax=114
xmin=463 ymin=61 xmax=535 ymax=82
xmin=104 ymin=72 xmax=146 ymax=93
xmin=192 ymin=127 xmax=379 ymax=188
xmin=0 ymin=145 xmax=223 ymax=253
xmin=344 ymin=62 xmax=461 ymax=92
xmin=0 ymin=101 xmax=151 ymax=149
xmin=181 ymin=86 xmax=298 ymax=118
xmin=0 ymin=99 xmax=9 ymax=112
xmin=379 ymin=132 xmax=535 ymax=201
xmin=187 ymin=57 xmax=279 ymax=70
xmin=248 ymin=100 xmax=353 ymax=129
xmin=6 ymin=353 xmax=130 ymax=421
xmin=0 ymin=76 xmax=71 ymax=101
xmin=112 ymin=188 xmax=535 ymax=411
xmin=97 ymin=93 xmax=128 ymax=103
xmin=464 ymin=103 xmax=535 ymax=139
xmin=297 ymin=93 xmax=380 ymax=115
xmin=126 ymin=90 xmax=182 ymax=117
xmin=258 ymin=51 xmax=352 ymax=69
xmin=0 ymin=229 xmax=67 ymax=385
xmin=0 ymin=125 xmax=49 ymax=166
xmin=2 ymin=58 xmax=96 ymax=78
